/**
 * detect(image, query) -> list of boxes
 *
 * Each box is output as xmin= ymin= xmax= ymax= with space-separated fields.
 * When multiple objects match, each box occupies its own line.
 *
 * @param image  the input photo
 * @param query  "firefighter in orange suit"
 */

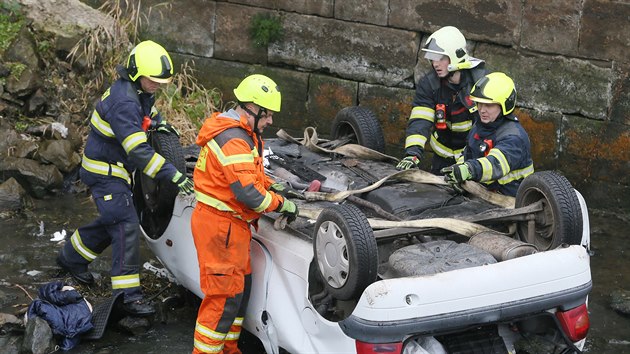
xmin=190 ymin=74 xmax=298 ymax=354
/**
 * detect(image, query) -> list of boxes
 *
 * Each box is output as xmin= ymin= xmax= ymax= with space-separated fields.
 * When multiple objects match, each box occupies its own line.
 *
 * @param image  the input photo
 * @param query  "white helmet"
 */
xmin=421 ymin=26 xmax=470 ymax=72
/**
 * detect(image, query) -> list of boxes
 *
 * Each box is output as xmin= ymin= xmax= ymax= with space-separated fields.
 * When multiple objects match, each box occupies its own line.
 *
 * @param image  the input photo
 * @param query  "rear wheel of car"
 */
xmin=331 ymin=106 xmax=385 ymax=152
xmin=515 ymin=171 xmax=583 ymax=251
xmin=134 ymin=130 xmax=186 ymax=239
xmin=313 ymin=204 xmax=378 ymax=301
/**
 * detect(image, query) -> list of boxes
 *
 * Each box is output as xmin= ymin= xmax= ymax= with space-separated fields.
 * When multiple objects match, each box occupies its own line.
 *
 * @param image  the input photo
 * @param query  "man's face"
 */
xmin=431 ymin=56 xmax=451 ymax=78
xmin=477 ymin=102 xmax=502 ymax=124
xmin=246 ymin=104 xmax=274 ymax=133
xmin=139 ymin=76 xmax=162 ymax=94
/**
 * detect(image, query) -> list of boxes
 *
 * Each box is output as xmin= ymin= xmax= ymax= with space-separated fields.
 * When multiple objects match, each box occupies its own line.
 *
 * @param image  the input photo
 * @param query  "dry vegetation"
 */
xmin=65 ymin=0 xmax=222 ymax=146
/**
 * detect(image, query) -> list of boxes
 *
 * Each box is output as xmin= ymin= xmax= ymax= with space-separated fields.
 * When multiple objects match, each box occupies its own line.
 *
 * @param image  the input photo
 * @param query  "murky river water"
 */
xmin=0 ymin=193 xmax=629 ymax=353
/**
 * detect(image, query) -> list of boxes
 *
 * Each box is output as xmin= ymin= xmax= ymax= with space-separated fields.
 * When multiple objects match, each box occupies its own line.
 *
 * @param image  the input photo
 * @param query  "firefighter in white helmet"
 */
xmin=397 ymin=26 xmax=488 ymax=174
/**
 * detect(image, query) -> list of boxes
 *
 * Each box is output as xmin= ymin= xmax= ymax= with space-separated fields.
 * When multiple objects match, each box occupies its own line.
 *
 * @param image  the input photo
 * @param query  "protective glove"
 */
xmin=269 ymin=182 xmax=287 ymax=197
xmin=396 ymin=155 xmax=421 ymax=170
xmin=156 ymin=120 xmax=180 ymax=136
xmin=440 ymin=163 xmax=472 ymax=193
xmin=172 ymin=171 xmax=194 ymax=195
xmin=276 ymin=199 xmax=299 ymax=223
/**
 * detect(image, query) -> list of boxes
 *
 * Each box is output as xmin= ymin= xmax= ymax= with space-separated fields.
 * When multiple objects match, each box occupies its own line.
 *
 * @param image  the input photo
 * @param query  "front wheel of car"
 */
xmin=331 ymin=106 xmax=385 ymax=152
xmin=515 ymin=171 xmax=583 ymax=251
xmin=313 ymin=204 xmax=378 ymax=301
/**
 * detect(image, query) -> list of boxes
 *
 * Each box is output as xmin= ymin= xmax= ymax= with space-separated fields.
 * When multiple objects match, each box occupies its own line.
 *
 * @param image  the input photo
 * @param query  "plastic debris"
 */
xmin=143 ymin=262 xmax=176 ymax=283
xmin=50 ymin=230 xmax=67 ymax=242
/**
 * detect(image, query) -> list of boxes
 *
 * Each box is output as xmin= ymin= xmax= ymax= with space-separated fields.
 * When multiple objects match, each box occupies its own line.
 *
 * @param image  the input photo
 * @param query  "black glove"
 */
xmin=276 ymin=199 xmax=298 ymax=223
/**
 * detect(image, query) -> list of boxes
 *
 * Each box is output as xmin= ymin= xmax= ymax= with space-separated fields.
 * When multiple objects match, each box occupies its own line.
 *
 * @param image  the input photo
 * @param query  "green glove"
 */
xmin=440 ymin=163 xmax=472 ymax=184
xmin=156 ymin=120 xmax=180 ymax=136
xmin=276 ymin=198 xmax=298 ymax=223
xmin=269 ymin=182 xmax=287 ymax=196
xmin=172 ymin=171 xmax=194 ymax=195
xmin=396 ymin=155 xmax=420 ymax=170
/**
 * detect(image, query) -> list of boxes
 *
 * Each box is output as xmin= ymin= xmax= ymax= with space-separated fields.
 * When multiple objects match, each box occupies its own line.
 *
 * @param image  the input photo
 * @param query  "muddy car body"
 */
xmin=137 ymin=107 xmax=592 ymax=354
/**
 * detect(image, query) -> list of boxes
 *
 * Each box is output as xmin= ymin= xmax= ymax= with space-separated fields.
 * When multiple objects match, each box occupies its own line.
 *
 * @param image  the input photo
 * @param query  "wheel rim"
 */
xmin=315 ymin=220 xmax=350 ymax=289
xmin=519 ymin=188 xmax=556 ymax=249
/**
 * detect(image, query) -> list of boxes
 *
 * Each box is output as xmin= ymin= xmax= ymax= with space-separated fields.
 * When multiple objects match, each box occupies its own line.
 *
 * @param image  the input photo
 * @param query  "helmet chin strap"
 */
xmin=240 ymin=103 xmax=266 ymax=153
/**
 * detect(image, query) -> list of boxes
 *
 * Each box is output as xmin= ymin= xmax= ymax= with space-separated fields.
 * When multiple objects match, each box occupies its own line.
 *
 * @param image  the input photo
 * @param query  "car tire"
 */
xmin=515 ymin=171 xmax=583 ymax=251
xmin=313 ymin=203 xmax=378 ymax=301
xmin=134 ymin=130 xmax=186 ymax=239
xmin=331 ymin=106 xmax=385 ymax=152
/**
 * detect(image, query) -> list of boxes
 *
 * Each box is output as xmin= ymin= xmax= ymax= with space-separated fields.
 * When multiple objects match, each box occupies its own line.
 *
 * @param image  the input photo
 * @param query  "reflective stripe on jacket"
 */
xmin=193 ymin=110 xmax=283 ymax=222
xmin=464 ymin=114 xmax=534 ymax=196
xmin=81 ymin=66 xmax=177 ymax=185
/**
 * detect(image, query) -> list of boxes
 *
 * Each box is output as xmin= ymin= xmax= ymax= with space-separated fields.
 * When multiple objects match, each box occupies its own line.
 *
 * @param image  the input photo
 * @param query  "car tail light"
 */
xmin=556 ymin=303 xmax=590 ymax=342
xmin=356 ymin=340 xmax=403 ymax=354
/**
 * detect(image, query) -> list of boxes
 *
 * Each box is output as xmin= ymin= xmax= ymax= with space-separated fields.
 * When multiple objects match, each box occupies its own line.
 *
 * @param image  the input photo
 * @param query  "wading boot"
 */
xmin=56 ymin=254 xmax=95 ymax=285
xmin=120 ymin=300 xmax=156 ymax=317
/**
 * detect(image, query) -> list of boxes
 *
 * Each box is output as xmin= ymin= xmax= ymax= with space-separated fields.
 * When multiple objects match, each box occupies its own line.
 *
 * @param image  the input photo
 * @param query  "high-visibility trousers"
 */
xmin=191 ymin=202 xmax=252 ymax=354
xmin=58 ymin=178 xmax=143 ymax=302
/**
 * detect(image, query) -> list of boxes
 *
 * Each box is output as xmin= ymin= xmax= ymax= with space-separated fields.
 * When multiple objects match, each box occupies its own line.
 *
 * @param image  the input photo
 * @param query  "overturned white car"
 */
xmin=135 ymin=107 xmax=591 ymax=354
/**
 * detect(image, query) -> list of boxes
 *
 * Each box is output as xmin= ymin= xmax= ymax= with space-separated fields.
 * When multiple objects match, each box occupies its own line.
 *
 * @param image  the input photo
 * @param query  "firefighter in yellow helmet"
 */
xmin=56 ymin=40 xmax=193 ymax=317
xmin=441 ymin=72 xmax=534 ymax=196
xmin=190 ymin=74 xmax=298 ymax=353
xmin=397 ymin=26 xmax=488 ymax=174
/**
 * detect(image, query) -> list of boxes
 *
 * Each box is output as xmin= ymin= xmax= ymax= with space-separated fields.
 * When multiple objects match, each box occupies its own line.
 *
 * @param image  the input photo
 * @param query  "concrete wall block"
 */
xmin=570 ymin=182 xmax=630 ymax=212
xmin=388 ymin=0 xmax=521 ymax=46
xmin=170 ymin=54 xmax=309 ymax=137
xmin=610 ymin=68 xmax=630 ymax=126
xmin=334 ymin=0 xmax=389 ymax=26
xmin=214 ymin=3 xmax=268 ymax=64
xmin=516 ymin=108 xmax=562 ymax=171
xmin=560 ymin=116 xmax=630 ymax=185
xmin=306 ymin=74 xmax=358 ymax=136
xmin=476 ymin=44 xmax=611 ymax=120
xmin=358 ymin=83 xmax=414 ymax=153
xmin=221 ymin=0 xmax=333 ymax=17
xmin=521 ymin=0 xmax=581 ymax=56
xmin=580 ymin=0 xmax=630 ymax=63
xmin=269 ymin=12 xmax=419 ymax=87
xmin=141 ymin=0 xmax=215 ymax=58
xmin=269 ymin=13 xmax=419 ymax=86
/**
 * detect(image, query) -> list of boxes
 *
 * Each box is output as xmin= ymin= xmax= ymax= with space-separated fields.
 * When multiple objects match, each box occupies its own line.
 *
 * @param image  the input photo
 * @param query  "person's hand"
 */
xmin=440 ymin=163 xmax=472 ymax=193
xmin=396 ymin=156 xmax=420 ymax=170
xmin=172 ymin=171 xmax=194 ymax=195
xmin=269 ymin=182 xmax=287 ymax=197
xmin=276 ymin=199 xmax=298 ymax=223
xmin=156 ymin=120 xmax=180 ymax=136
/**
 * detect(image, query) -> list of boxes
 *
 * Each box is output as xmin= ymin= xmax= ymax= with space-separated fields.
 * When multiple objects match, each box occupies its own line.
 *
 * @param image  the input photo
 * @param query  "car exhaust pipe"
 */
xmin=468 ymin=231 xmax=538 ymax=261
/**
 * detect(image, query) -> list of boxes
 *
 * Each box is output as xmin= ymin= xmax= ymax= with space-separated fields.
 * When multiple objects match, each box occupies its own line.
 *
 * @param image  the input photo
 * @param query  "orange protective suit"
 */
xmin=191 ymin=110 xmax=284 ymax=353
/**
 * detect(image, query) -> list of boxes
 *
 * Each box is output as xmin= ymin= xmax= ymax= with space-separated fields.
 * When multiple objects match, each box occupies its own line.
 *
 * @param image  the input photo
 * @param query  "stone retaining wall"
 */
xmin=136 ymin=0 xmax=630 ymax=211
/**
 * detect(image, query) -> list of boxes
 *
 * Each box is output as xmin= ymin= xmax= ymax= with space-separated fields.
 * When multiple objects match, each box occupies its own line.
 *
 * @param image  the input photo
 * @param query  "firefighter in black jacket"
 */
xmin=56 ymin=40 xmax=193 ymax=316
xmin=397 ymin=26 xmax=487 ymax=174
xmin=441 ymin=72 xmax=534 ymax=196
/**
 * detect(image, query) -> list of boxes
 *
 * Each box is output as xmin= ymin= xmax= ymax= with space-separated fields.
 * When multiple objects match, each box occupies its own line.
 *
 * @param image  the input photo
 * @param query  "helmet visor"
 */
xmin=424 ymin=51 xmax=444 ymax=61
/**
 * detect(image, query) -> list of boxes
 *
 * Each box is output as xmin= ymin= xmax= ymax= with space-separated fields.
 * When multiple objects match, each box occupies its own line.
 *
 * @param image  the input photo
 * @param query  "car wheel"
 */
xmin=515 ymin=171 xmax=583 ymax=251
xmin=134 ymin=130 xmax=186 ymax=239
xmin=313 ymin=204 xmax=378 ymax=300
xmin=331 ymin=106 xmax=385 ymax=152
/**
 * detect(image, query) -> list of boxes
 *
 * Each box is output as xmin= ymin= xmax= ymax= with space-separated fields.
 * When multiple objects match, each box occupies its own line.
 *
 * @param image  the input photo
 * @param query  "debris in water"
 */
xmin=50 ymin=230 xmax=67 ymax=242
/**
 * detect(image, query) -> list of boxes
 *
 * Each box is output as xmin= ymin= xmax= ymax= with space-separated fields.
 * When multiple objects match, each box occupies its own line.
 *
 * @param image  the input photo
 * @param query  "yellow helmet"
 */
xmin=126 ymin=40 xmax=173 ymax=83
xmin=233 ymin=74 xmax=281 ymax=112
xmin=470 ymin=72 xmax=517 ymax=115
xmin=421 ymin=26 xmax=470 ymax=72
